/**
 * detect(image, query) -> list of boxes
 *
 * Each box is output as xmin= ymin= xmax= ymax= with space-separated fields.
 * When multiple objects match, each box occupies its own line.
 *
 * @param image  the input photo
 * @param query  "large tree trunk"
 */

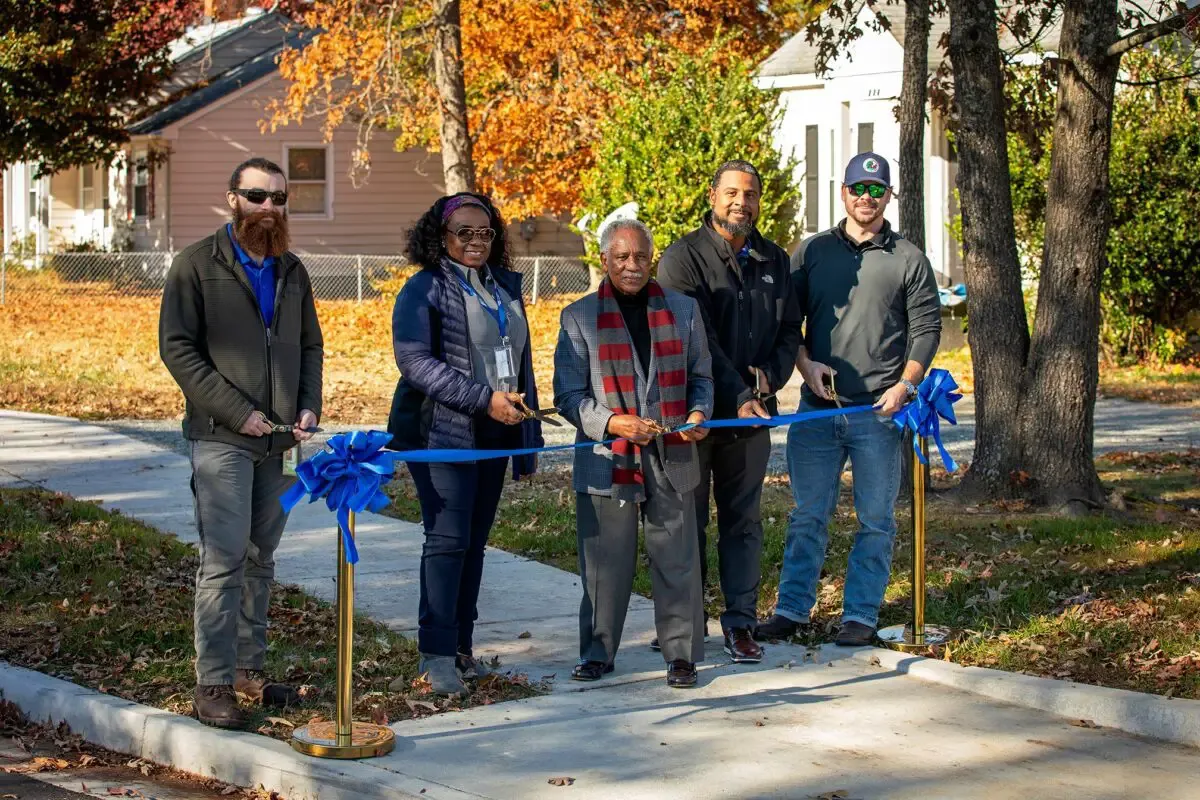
xmin=432 ymin=0 xmax=476 ymax=193
xmin=1015 ymin=0 xmax=1118 ymax=507
xmin=946 ymin=0 xmax=1029 ymax=498
xmin=898 ymin=0 xmax=929 ymax=252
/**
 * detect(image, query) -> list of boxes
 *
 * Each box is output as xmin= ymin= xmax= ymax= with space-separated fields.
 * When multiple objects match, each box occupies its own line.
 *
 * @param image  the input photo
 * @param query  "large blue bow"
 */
xmin=279 ymin=430 xmax=396 ymax=564
xmin=891 ymin=368 xmax=962 ymax=473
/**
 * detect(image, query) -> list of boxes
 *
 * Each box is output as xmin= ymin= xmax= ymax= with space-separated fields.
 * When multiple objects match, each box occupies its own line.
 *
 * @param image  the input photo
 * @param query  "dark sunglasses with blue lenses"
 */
xmin=849 ymin=183 xmax=888 ymax=199
xmin=232 ymin=188 xmax=289 ymax=206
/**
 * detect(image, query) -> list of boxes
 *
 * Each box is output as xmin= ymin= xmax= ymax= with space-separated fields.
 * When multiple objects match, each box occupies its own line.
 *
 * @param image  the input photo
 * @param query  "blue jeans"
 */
xmin=777 ymin=401 xmax=903 ymax=628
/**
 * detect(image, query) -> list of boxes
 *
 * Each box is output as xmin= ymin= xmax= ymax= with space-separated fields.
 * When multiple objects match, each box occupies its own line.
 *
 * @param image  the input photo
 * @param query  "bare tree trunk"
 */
xmin=898 ymin=0 xmax=930 ymax=501
xmin=1015 ymin=0 xmax=1118 ymax=508
xmin=898 ymin=0 xmax=929 ymax=252
xmin=946 ymin=0 xmax=1028 ymax=498
xmin=432 ymin=0 xmax=476 ymax=193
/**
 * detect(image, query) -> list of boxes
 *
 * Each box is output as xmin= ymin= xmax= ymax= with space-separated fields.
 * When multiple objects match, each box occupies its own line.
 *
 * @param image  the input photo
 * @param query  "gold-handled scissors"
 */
xmin=514 ymin=396 xmax=563 ymax=426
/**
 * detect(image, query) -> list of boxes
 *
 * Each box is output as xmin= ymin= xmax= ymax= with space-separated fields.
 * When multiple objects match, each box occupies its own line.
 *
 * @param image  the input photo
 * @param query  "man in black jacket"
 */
xmin=657 ymin=160 xmax=803 ymax=662
xmin=159 ymin=157 xmax=324 ymax=729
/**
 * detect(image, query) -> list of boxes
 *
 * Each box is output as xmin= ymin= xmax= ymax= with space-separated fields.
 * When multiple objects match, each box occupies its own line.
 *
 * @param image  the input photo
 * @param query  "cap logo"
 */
xmin=863 ymin=157 xmax=880 ymax=173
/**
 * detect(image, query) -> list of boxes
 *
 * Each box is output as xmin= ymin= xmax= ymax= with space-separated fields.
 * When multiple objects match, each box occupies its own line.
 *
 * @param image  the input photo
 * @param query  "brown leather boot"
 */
xmin=234 ymin=669 xmax=302 ymax=708
xmin=193 ymin=685 xmax=250 ymax=729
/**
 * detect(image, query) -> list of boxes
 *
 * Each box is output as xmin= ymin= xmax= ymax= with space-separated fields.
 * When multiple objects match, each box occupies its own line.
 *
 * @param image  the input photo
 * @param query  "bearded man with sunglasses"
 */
xmin=159 ymin=156 xmax=324 ymax=729
xmin=756 ymin=152 xmax=941 ymax=647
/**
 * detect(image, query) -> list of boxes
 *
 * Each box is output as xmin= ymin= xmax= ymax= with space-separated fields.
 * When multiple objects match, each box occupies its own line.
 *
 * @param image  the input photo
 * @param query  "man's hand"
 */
xmin=239 ymin=411 xmax=273 ymax=437
xmin=488 ymin=391 xmax=525 ymax=425
xmin=737 ymin=399 xmax=770 ymax=425
xmin=798 ymin=358 xmax=837 ymax=401
xmin=873 ymin=383 xmax=910 ymax=416
xmin=677 ymin=410 xmax=709 ymax=442
xmin=293 ymin=409 xmax=319 ymax=442
xmin=607 ymin=415 xmax=655 ymax=445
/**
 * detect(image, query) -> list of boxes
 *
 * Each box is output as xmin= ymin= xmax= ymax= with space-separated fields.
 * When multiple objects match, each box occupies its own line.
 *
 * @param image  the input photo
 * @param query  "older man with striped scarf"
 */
xmin=553 ymin=219 xmax=714 ymax=688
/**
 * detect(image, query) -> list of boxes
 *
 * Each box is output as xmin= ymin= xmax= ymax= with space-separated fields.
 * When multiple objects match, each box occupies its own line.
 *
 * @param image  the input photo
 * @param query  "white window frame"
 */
xmin=80 ymin=164 xmax=96 ymax=212
xmin=281 ymin=143 xmax=334 ymax=220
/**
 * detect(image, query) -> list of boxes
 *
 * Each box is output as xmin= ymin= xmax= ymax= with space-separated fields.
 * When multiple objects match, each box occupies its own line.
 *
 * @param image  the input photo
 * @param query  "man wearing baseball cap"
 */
xmin=758 ymin=151 xmax=941 ymax=646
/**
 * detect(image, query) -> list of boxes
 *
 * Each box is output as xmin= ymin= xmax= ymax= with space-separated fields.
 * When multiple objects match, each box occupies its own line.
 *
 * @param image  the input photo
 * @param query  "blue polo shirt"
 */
xmin=227 ymin=223 xmax=277 ymax=328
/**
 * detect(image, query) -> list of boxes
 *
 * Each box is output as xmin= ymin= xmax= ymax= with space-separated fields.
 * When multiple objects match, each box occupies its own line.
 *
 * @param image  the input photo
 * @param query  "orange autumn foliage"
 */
xmin=266 ymin=0 xmax=800 ymax=219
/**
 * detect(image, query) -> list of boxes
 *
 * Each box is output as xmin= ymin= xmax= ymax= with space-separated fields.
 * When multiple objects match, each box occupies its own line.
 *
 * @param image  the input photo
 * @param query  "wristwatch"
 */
xmin=901 ymin=379 xmax=918 ymax=399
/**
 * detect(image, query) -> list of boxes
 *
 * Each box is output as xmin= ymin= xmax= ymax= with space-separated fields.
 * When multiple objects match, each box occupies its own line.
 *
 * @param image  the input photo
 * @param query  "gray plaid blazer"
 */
xmin=553 ymin=286 xmax=714 ymax=497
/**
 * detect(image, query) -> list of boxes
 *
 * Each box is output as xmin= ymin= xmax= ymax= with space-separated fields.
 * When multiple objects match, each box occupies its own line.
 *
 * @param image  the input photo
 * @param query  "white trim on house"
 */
xmin=156 ymin=72 xmax=278 ymax=140
xmin=281 ymin=142 xmax=334 ymax=221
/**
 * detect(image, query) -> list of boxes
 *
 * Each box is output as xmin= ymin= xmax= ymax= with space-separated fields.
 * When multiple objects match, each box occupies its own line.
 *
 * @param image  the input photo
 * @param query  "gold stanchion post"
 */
xmin=878 ymin=437 xmax=950 ymax=651
xmin=291 ymin=511 xmax=396 ymax=758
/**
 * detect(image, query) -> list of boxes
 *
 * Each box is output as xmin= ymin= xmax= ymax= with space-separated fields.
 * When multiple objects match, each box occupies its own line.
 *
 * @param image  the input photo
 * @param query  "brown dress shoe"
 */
xmin=235 ymin=669 xmax=301 ymax=708
xmin=666 ymin=660 xmax=698 ymax=688
xmin=194 ymin=684 xmax=250 ymax=729
xmin=723 ymin=627 xmax=763 ymax=663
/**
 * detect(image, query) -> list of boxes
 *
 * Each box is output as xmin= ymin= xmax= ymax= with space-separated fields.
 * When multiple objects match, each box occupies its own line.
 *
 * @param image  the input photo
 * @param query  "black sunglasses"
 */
xmin=849 ymin=183 xmax=888 ymax=199
xmin=233 ymin=188 xmax=289 ymax=206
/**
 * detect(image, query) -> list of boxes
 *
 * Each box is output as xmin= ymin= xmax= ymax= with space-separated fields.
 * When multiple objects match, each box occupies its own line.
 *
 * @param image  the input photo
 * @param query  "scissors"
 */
xmin=269 ymin=423 xmax=324 ymax=434
xmin=513 ymin=396 xmax=563 ymax=426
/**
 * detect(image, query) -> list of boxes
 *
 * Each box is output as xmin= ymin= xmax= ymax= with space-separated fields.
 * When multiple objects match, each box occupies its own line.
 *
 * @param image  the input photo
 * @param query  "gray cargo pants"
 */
xmin=190 ymin=440 xmax=291 ymax=686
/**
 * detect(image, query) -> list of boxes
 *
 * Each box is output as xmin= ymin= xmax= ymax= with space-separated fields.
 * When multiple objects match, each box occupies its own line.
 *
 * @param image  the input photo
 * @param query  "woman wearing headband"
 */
xmin=387 ymin=192 xmax=543 ymax=695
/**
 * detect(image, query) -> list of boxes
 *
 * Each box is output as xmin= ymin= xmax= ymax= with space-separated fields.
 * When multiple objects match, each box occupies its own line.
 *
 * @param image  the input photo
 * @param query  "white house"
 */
xmin=756 ymin=6 xmax=967 ymax=287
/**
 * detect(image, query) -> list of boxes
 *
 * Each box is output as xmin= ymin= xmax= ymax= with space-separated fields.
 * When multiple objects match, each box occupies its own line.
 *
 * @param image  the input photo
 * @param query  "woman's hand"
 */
xmin=488 ymin=391 xmax=524 ymax=425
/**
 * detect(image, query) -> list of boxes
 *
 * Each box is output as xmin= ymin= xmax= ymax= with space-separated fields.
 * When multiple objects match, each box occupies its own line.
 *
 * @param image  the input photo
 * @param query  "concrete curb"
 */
xmin=0 ymin=662 xmax=484 ymax=800
xmin=854 ymin=648 xmax=1200 ymax=748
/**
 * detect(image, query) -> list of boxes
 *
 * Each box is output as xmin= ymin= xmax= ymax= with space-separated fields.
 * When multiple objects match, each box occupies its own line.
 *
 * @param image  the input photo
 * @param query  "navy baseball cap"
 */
xmin=844 ymin=152 xmax=891 ymax=186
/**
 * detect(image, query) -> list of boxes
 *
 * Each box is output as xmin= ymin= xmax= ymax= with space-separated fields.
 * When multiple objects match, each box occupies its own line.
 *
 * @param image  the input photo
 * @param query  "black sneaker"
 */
xmin=835 ymin=621 xmax=877 ymax=647
xmin=755 ymin=614 xmax=803 ymax=641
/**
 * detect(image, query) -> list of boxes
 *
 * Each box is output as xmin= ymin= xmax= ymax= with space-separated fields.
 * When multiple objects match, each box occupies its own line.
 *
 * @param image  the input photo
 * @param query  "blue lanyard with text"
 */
xmin=454 ymin=271 xmax=508 ymax=340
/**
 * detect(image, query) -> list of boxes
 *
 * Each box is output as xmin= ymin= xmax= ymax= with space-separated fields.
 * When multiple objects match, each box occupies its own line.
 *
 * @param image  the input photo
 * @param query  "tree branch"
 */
xmin=1117 ymin=66 xmax=1200 ymax=85
xmin=1106 ymin=9 xmax=1200 ymax=59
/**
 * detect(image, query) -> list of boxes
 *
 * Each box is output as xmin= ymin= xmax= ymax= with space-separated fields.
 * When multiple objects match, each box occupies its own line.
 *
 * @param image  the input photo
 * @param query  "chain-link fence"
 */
xmin=0 ymin=251 xmax=591 ymax=305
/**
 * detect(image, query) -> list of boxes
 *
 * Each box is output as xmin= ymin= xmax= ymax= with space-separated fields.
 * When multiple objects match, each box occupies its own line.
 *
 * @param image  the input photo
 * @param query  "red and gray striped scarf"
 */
xmin=598 ymin=279 xmax=690 ymax=502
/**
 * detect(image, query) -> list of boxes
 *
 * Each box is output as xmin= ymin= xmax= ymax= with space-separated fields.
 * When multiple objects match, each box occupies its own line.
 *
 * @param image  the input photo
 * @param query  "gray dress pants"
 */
xmin=190 ymin=440 xmax=291 ymax=685
xmin=575 ymin=449 xmax=704 ymax=665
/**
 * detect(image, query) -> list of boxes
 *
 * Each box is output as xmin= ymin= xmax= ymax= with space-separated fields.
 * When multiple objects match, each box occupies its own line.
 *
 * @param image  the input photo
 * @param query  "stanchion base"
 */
xmin=291 ymin=721 xmax=396 ymax=759
xmin=876 ymin=624 xmax=951 ymax=652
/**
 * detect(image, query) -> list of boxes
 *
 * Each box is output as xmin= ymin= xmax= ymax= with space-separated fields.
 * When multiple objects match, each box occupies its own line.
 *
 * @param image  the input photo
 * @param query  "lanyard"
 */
xmin=454 ymin=270 xmax=508 ymax=340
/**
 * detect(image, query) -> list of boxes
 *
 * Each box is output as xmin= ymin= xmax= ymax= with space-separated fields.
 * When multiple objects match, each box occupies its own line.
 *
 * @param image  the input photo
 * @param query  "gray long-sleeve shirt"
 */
xmin=790 ymin=220 xmax=942 ymax=405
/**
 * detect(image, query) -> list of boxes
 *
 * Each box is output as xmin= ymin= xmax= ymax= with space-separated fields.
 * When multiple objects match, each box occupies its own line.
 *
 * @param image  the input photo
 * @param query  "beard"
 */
xmin=712 ymin=207 xmax=756 ymax=238
xmin=233 ymin=205 xmax=290 ymax=257
xmin=849 ymin=201 xmax=885 ymax=227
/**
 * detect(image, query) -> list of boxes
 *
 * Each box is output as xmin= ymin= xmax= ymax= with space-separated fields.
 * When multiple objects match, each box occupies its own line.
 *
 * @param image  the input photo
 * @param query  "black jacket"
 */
xmin=657 ymin=216 xmax=803 ymax=419
xmin=159 ymin=226 xmax=324 ymax=457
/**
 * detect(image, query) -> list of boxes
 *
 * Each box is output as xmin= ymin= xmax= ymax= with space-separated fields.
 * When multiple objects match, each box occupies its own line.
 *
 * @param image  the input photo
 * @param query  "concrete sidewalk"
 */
xmin=2 ymin=409 xmax=1199 ymax=799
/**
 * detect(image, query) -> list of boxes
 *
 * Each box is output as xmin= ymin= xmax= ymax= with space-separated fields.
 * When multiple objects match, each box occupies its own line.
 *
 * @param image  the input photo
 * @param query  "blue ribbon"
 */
xmin=279 ymin=430 xmax=397 ymax=564
xmin=891 ymin=368 xmax=962 ymax=472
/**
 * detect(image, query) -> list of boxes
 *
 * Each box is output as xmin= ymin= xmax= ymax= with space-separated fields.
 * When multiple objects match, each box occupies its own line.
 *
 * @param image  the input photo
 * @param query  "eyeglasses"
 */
xmin=449 ymin=227 xmax=497 ymax=244
xmin=848 ymin=183 xmax=888 ymax=199
xmin=232 ymin=188 xmax=289 ymax=206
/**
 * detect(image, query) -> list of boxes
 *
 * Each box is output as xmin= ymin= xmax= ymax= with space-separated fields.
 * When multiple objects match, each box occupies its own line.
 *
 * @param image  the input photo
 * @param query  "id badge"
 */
xmin=282 ymin=443 xmax=302 ymax=477
xmin=493 ymin=344 xmax=516 ymax=385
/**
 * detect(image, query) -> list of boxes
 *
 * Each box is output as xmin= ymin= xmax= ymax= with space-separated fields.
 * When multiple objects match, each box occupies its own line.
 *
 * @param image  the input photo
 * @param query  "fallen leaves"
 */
xmin=548 ymin=776 xmax=576 ymax=786
xmin=1 ymin=755 xmax=70 ymax=773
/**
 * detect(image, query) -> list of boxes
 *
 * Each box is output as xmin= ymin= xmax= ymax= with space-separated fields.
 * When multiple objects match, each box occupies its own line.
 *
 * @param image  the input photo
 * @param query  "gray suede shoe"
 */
xmin=457 ymin=652 xmax=498 ymax=680
xmin=419 ymin=653 xmax=467 ymax=696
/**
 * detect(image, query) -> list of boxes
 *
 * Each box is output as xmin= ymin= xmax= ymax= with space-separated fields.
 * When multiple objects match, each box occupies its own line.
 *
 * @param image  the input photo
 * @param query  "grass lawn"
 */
xmin=0 ymin=489 xmax=539 ymax=740
xmin=384 ymin=450 xmax=1200 ymax=699
xmin=1 ymin=271 xmax=1194 ymax=422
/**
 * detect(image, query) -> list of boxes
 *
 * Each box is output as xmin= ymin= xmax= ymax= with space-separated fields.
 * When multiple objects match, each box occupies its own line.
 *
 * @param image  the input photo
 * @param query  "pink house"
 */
xmin=0 ymin=10 xmax=583 ymax=260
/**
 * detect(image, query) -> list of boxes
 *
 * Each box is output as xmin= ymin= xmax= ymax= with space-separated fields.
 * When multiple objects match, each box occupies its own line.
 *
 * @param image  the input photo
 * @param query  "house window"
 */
xmin=857 ymin=123 xmax=874 ymax=155
xmin=133 ymin=159 xmax=149 ymax=218
xmin=28 ymin=175 xmax=37 ymax=221
xmin=285 ymin=146 xmax=330 ymax=216
xmin=81 ymin=165 xmax=95 ymax=211
xmin=804 ymin=125 xmax=819 ymax=234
